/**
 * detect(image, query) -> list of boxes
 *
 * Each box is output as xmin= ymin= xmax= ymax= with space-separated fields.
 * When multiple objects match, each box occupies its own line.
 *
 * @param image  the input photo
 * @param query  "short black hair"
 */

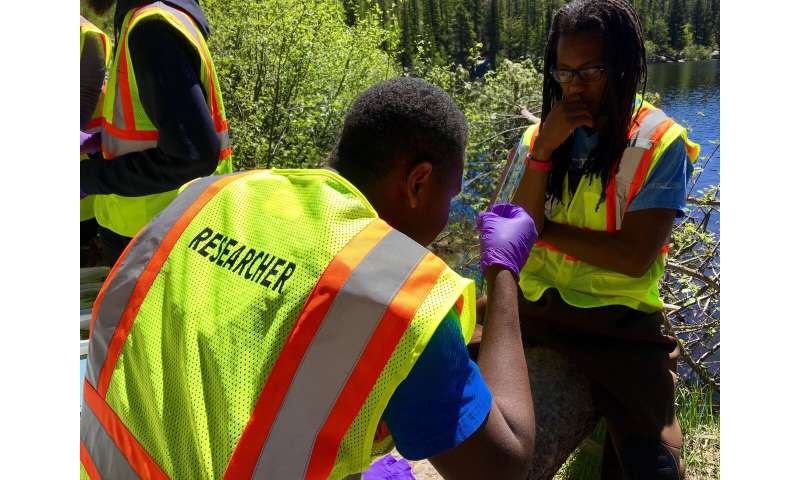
xmin=329 ymin=77 xmax=467 ymax=189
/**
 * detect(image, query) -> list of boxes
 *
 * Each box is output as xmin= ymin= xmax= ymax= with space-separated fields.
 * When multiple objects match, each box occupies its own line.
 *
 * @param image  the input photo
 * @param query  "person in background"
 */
xmin=80 ymin=77 xmax=539 ymax=480
xmin=509 ymin=0 xmax=700 ymax=478
xmin=80 ymin=16 xmax=111 ymax=266
xmin=80 ymin=0 xmax=232 ymax=266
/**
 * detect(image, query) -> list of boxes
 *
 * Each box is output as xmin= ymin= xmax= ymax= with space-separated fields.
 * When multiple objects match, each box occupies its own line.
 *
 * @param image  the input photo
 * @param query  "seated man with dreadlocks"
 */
xmin=507 ymin=0 xmax=700 ymax=479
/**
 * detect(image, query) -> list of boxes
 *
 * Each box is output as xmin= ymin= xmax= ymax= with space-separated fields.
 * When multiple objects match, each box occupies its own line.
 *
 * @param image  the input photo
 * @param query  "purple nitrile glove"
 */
xmin=362 ymin=454 xmax=414 ymax=480
xmin=80 ymin=189 xmax=88 ymax=200
xmin=80 ymin=130 xmax=101 ymax=155
xmin=478 ymin=203 xmax=538 ymax=279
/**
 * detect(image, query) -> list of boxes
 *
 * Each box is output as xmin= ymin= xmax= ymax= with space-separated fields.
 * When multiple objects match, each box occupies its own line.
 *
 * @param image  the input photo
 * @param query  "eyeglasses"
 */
xmin=549 ymin=65 xmax=607 ymax=84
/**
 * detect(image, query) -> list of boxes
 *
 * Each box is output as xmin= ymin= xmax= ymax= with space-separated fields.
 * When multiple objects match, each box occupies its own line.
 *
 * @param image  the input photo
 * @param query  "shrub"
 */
xmin=204 ymin=0 xmax=399 ymax=170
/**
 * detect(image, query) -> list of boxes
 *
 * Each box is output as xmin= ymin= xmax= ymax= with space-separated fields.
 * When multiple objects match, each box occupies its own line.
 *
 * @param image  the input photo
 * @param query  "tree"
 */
xmin=651 ymin=18 xmax=670 ymax=53
xmin=691 ymin=0 xmax=708 ymax=46
xmin=399 ymin=1 xmax=415 ymax=68
xmin=486 ymin=0 xmax=502 ymax=67
xmin=668 ymin=0 xmax=687 ymax=51
xmin=452 ymin=1 xmax=476 ymax=66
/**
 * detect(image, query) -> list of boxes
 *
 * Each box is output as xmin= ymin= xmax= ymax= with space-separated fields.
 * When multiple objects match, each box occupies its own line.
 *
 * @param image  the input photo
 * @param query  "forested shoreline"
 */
xmin=341 ymin=0 xmax=720 ymax=69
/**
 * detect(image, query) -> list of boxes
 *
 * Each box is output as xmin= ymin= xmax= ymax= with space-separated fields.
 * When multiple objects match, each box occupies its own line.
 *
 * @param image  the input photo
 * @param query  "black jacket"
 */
xmin=80 ymin=0 xmax=222 ymax=197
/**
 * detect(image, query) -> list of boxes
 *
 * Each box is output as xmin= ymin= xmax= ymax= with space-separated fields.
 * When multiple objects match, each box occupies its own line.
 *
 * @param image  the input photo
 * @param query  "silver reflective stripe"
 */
xmin=102 ymin=134 xmax=158 ymax=158
xmin=86 ymin=174 xmax=229 ymax=389
xmin=613 ymin=109 xmax=671 ymax=229
xmin=113 ymin=81 xmax=127 ymax=131
xmin=630 ymin=109 xmax=668 ymax=147
xmin=614 ymin=147 xmax=645 ymax=229
xmin=157 ymin=2 xmax=202 ymax=44
xmin=81 ymin=405 xmax=139 ymax=480
xmin=252 ymin=229 xmax=428 ymax=479
xmin=219 ymin=129 xmax=231 ymax=150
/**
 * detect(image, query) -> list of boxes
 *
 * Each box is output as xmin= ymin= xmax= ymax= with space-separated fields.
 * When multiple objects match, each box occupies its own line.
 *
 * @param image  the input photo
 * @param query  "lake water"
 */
xmin=648 ymin=60 xmax=720 ymax=233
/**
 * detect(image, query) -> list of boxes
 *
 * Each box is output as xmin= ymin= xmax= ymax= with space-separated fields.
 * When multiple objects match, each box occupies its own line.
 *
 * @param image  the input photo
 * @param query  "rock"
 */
xmin=711 ymin=50 xmax=720 ymax=59
xmin=524 ymin=346 xmax=597 ymax=479
xmin=394 ymin=347 xmax=598 ymax=480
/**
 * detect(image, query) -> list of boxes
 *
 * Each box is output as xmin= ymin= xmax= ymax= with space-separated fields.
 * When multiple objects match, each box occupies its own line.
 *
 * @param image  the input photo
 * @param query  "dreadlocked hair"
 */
xmin=542 ymin=0 xmax=647 ymax=208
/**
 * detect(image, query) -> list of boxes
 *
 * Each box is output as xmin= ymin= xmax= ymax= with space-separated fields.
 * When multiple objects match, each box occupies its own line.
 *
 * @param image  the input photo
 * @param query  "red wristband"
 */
xmin=525 ymin=152 xmax=552 ymax=172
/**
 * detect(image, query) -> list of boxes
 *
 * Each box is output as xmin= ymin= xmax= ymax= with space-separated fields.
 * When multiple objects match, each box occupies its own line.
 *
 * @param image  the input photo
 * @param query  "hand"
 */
xmin=80 ymin=130 xmax=101 ymax=155
xmin=80 ymin=189 xmax=88 ymax=200
xmin=533 ymin=98 xmax=594 ymax=161
xmin=478 ymin=203 xmax=538 ymax=279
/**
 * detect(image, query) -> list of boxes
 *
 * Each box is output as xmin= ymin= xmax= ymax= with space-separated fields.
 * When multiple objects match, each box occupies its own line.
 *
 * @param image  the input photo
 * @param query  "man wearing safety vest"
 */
xmin=508 ymin=1 xmax=700 ymax=479
xmin=80 ymin=16 xmax=111 ymax=265
xmin=81 ymin=78 xmax=540 ymax=479
xmin=81 ymin=0 xmax=232 ymax=266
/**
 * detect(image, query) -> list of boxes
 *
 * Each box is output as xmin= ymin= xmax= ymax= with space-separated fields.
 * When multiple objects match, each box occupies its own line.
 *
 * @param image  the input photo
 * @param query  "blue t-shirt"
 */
xmin=382 ymin=308 xmax=492 ymax=460
xmin=572 ymin=126 xmax=693 ymax=217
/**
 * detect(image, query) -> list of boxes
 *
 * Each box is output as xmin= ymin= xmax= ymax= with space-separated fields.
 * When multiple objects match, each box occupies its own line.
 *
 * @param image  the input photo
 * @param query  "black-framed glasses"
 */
xmin=549 ymin=65 xmax=607 ymax=84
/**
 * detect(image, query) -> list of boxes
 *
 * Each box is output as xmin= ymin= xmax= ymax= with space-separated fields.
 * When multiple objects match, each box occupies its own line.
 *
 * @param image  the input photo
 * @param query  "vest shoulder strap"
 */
xmin=127 ymin=2 xmax=205 ymax=55
xmin=608 ymin=105 xmax=676 ymax=230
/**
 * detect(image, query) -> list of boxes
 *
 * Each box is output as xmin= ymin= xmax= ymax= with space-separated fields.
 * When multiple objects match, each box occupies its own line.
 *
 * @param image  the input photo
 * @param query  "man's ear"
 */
xmin=405 ymin=161 xmax=433 ymax=209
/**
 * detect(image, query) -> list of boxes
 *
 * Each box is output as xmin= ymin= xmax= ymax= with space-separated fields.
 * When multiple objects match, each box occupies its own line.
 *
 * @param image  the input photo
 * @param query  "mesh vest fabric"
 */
xmin=94 ymin=2 xmax=232 ymax=238
xmin=518 ymin=102 xmax=700 ymax=313
xmin=100 ymin=169 xmax=475 ymax=479
xmin=80 ymin=17 xmax=111 ymax=222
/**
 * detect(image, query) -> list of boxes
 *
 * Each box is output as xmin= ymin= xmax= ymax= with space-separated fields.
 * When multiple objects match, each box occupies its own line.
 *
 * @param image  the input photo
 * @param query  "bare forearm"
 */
xmin=478 ymin=268 xmax=534 ymax=452
xmin=512 ymin=169 xmax=548 ymax=233
xmin=540 ymin=222 xmax=650 ymax=276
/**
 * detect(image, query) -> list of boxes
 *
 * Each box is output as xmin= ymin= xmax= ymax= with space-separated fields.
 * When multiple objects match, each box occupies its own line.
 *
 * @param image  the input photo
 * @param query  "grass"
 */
xmin=555 ymin=383 xmax=720 ymax=479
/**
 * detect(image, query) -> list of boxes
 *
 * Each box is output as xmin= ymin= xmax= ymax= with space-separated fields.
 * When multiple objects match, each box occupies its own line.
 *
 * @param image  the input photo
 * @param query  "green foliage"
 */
xmin=204 ymin=0 xmax=399 ymax=170
xmin=681 ymin=23 xmax=695 ymax=51
xmin=418 ymin=55 xmax=543 ymax=278
xmin=555 ymin=383 xmax=719 ymax=479
xmin=345 ymin=1 xmax=718 ymax=68
xmin=651 ymin=17 xmax=671 ymax=53
xmin=644 ymin=39 xmax=659 ymax=64
xmin=79 ymin=2 xmax=114 ymax=38
xmin=668 ymin=0 xmax=687 ymax=51
xmin=683 ymin=44 xmax=714 ymax=61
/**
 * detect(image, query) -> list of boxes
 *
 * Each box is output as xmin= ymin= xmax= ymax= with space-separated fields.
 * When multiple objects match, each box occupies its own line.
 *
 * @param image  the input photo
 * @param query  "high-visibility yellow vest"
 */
xmin=94 ymin=1 xmax=233 ymax=238
xmin=80 ymin=16 xmax=111 ymax=222
xmin=518 ymin=99 xmax=700 ymax=313
xmin=80 ymin=169 xmax=476 ymax=480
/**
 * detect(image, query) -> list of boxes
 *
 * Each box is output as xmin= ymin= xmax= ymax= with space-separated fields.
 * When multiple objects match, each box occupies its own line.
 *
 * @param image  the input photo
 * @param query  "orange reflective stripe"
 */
xmin=219 ymin=146 xmax=232 ymax=161
xmin=83 ymin=381 xmax=169 ymax=479
xmin=624 ymin=118 xmax=675 ymax=213
xmin=96 ymin=172 xmax=255 ymax=397
xmin=118 ymin=41 xmax=137 ymax=132
xmin=86 ymin=117 xmax=103 ymax=131
xmin=305 ymin=252 xmax=446 ymax=479
xmin=455 ymin=294 xmax=464 ymax=316
xmin=223 ymin=219 xmax=393 ymax=479
xmin=101 ymin=119 xmax=159 ymax=141
xmin=628 ymin=103 xmax=654 ymax=139
xmin=80 ymin=441 xmax=101 ymax=480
